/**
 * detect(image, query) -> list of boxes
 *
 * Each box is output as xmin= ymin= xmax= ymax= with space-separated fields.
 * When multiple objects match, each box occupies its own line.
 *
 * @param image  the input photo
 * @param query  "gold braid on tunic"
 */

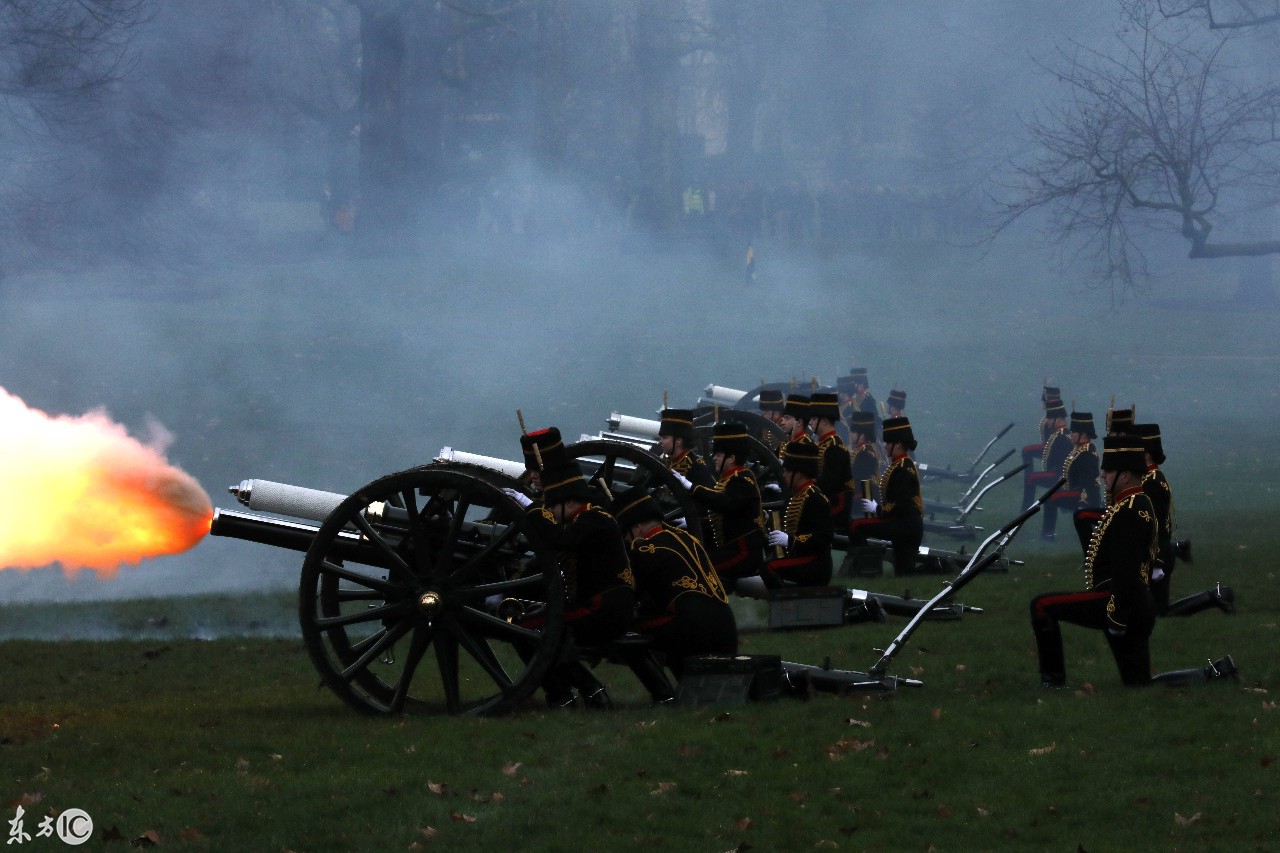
xmin=1041 ymin=427 xmax=1066 ymax=468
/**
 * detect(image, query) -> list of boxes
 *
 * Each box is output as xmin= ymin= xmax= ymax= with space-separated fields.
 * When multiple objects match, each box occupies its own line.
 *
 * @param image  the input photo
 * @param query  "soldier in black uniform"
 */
xmin=848 ymin=416 xmax=923 ymax=576
xmin=668 ymin=421 xmax=767 ymax=590
xmin=1040 ymin=410 xmax=1102 ymax=549
xmin=885 ymin=388 xmax=906 ymax=419
xmin=505 ymin=458 xmax=636 ymax=709
xmin=1135 ymin=423 xmax=1234 ymax=617
xmin=844 ymin=367 xmax=880 ymax=434
xmin=750 ymin=437 xmax=833 ymax=591
xmin=776 ymin=392 xmax=812 ymax=457
xmin=518 ymin=426 xmax=569 ymax=494
xmin=657 ymin=408 xmax=715 ymax=488
xmin=1021 ymin=385 xmax=1061 ymax=469
xmin=1023 ymin=399 xmax=1071 ymax=539
xmin=758 ymin=387 xmax=786 ymax=428
xmin=848 ymin=411 xmax=882 ymax=500
xmin=1029 ymin=434 xmax=1157 ymax=687
xmin=810 ymin=391 xmax=854 ymax=526
xmin=611 ymin=486 xmax=737 ymax=685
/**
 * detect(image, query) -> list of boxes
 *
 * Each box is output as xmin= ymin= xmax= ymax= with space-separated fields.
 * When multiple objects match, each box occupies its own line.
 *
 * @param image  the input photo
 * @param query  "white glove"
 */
xmin=484 ymin=594 xmax=505 ymax=611
xmin=1150 ymin=567 xmax=1166 ymax=582
xmin=673 ymin=517 xmax=688 ymax=528
xmin=861 ymin=498 xmax=878 ymax=514
xmin=1106 ymin=626 xmax=1126 ymax=638
xmin=762 ymin=482 xmax=783 ymax=494
xmin=502 ymin=487 xmax=532 ymax=509
xmin=670 ymin=471 xmax=692 ymax=490
xmin=767 ymin=529 xmax=790 ymax=548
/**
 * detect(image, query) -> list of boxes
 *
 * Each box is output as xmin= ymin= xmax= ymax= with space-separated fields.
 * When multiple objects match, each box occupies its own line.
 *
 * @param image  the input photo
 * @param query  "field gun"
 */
xmin=209 ymin=438 xmax=704 ymax=717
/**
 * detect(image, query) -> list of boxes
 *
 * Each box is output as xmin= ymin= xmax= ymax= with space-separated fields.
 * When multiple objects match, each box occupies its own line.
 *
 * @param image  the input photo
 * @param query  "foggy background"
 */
xmin=1 ymin=0 xmax=1277 ymax=605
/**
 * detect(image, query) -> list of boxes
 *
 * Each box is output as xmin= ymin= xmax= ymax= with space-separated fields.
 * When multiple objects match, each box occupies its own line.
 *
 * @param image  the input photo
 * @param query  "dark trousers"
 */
xmin=1030 ymin=590 xmax=1155 ymax=686
xmin=849 ymin=515 xmax=924 ymax=575
xmin=635 ymin=595 xmax=738 ymax=679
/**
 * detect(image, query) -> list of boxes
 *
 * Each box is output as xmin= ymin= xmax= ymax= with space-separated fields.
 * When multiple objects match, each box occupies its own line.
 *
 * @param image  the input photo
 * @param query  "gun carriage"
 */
xmin=211 ymin=438 xmax=704 ymax=717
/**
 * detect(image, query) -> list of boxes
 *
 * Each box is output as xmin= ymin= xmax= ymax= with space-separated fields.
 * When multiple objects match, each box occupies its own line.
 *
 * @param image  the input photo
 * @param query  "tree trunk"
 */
xmin=534 ymin=2 xmax=570 ymax=178
xmin=357 ymin=1 xmax=408 ymax=242
xmin=632 ymin=4 xmax=681 ymax=232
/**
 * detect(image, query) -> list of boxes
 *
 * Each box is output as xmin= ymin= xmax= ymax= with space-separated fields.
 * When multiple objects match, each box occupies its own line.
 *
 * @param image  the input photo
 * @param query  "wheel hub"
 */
xmin=417 ymin=591 xmax=443 ymax=616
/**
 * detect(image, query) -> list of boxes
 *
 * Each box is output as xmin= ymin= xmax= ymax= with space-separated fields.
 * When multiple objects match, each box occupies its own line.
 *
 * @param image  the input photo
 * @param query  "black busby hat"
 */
xmin=711 ymin=420 xmax=752 ymax=462
xmin=610 ymin=486 xmax=664 ymax=531
xmin=758 ymin=388 xmax=785 ymax=412
xmin=849 ymin=367 xmax=869 ymax=388
xmin=1069 ymin=411 xmax=1097 ymax=440
xmin=658 ymin=408 xmax=695 ymax=441
xmin=780 ymin=435 xmax=821 ymax=477
xmin=1046 ymin=400 xmax=1068 ymax=421
xmin=1042 ymin=385 xmax=1061 ymax=402
xmin=540 ymin=459 xmax=589 ymax=506
xmin=783 ymin=393 xmax=810 ymax=420
xmin=1101 ymin=433 xmax=1146 ymax=474
xmin=887 ymin=388 xmax=907 ymax=412
xmin=520 ymin=427 xmax=567 ymax=471
xmin=1108 ymin=408 xmax=1134 ymax=434
xmin=882 ymin=416 xmax=917 ymax=451
xmin=809 ymin=392 xmax=840 ymax=423
xmin=849 ymin=411 xmax=877 ymax=440
xmin=1133 ymin=423 xmax=1165 ymax=465
xmin=836 ymin=374 xmax=858 ymax=394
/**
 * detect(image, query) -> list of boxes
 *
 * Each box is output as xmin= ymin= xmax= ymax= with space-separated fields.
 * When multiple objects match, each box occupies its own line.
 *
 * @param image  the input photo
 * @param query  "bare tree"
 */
xmin=995 ymin=2 xmax=1280 ymax=296
xmin=0 ymin=0 xmax=147 ymax=128
xmin=1159 ymin=0 xmax=1280 ymax=29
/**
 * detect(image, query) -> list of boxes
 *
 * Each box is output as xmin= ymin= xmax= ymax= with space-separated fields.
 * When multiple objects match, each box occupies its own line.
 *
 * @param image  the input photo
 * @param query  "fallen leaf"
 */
xmin=726 ymin=769 xmax=749 ymax=777
xmin=449 ymin=811 xmax=477 ymax=823
xmin=177 ymin=827 xmax=205 ymax=841
xmin=734 ymin=817 xmax=753 ymax=830
xmin=1075 ymin=683 xmax=1097 ymax=696
xmin=270 ymin=753 xmax=283 ymax=761
xmin=955 ymin=664 xmax=966 ymax=671
xmin=1263 ymin=701 xmax=1277 ymax=710
xmin=1029 ymin=743 xmax=1056 ymax=756
xmin=1261 ymin=756 xmax=1275 ymax=768
xmin=634 ymin=720 xmax=657 ymax=729
xmin=651 ymin=782 xmax=677 ymax=795
xmin=937 ymin=804 xmax=954 ymax=818
xmin=131 ymin=830 xmax=161 ymax=848
xmin=502 ymin=762 xmax=522 ymax=776
xmin=789 ymin=791 xmax=808 ymax=803
xmin=930 ymin=707 xmax=942 ymax=720
xmin=845 ymin=719 xmax=871 ymax=728
xmin=815 ymin=841 xmax=837 ymax=849
xmin=418 ymin=826 xmax=438 ymax=839
xmin=427 ymin=781 xmax=447 ymax=796
xmin=976 ymin=806 xmax=991 ymax=817
xmin=491 ymin=792 xmax=505 ymax=803
xmin=235 ymin=757 xmax=249 ymax=771
xmin=1174 ymin=812 xmax=1201 ymax=826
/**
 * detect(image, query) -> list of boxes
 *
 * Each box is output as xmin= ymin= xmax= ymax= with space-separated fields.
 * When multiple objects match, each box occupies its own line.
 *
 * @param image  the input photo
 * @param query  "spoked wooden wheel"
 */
xmin=566 ymin=439 xmax=703 ymax=540
xmin=299 ymin=466 xmax=563 ymax=716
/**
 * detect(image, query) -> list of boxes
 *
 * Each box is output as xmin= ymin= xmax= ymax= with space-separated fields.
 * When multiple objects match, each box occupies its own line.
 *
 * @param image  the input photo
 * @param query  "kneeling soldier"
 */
xmin=611 ymin=486 xmax=738 ymax=689
xmin=1030 ymin=434 xmax=1157 ymax=687
xmin=848 ymin=416 xmax=923 ymax=576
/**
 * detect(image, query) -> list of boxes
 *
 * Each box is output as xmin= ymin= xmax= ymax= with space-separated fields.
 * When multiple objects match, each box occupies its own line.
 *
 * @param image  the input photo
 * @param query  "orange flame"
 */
xmin=0 ymin=387 xmax=213 ymax=577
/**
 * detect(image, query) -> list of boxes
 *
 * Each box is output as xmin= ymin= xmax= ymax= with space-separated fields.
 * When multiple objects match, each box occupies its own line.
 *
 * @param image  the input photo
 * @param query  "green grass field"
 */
xmin=2 ymin=531 xmax=1274 ymax=851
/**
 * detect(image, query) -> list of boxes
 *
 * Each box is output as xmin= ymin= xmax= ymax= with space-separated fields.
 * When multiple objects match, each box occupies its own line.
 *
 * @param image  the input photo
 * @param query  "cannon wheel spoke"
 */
xmin=300 ymin=465 xmax=564 ymax=717
xmin=567 ymin=439 xmax=704 ymax=542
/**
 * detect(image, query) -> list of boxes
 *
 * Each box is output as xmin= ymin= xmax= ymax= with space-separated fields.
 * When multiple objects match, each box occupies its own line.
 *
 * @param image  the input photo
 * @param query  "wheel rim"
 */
xmin=566 ymin=439 xmax=704 ymax=540
xmin=299 ymin=466 xmax=563 ymax=716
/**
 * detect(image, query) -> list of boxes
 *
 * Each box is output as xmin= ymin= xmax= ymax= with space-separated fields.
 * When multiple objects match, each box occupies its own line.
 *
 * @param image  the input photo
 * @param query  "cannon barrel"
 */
xmin=704 ymin=384 xmax=748 ymax=405
xmin=435 ymin=447 xmax=527 ymax=478
xmin=606 ymin=412 xmax=662 ymax=439
xmin=210 ymin=507 xmax=386 ymax=564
